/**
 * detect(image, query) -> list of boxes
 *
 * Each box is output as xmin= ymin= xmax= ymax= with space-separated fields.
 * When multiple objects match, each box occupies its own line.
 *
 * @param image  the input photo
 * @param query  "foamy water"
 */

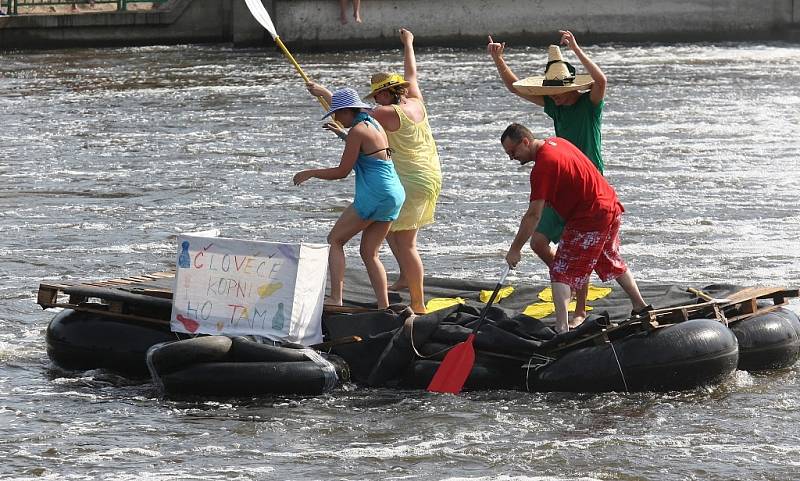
xmin=1 ymin=42 xmax=799 ymax=480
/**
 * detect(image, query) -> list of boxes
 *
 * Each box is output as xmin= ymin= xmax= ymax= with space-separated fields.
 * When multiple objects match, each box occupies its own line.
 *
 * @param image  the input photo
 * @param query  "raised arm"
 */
xmin=487 ymin=35 xmax=544 ymax=107
xmin=306 ymin=82 xmax=334 ymax=106
xmin=560 ymin=30 xmax=606 ymax=105
xmin=399 ymin=28 xmax=423 ymax=101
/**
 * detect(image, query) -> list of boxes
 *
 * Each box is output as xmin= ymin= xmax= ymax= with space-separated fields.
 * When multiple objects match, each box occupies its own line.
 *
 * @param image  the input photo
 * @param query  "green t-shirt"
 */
xmin=543 ymin=92 xmax=604 ymax=173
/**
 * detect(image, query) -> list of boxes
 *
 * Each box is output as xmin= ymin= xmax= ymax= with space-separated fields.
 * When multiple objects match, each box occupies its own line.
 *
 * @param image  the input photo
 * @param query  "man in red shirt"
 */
xmin=501 ymin=123 xmax=650 ymax=333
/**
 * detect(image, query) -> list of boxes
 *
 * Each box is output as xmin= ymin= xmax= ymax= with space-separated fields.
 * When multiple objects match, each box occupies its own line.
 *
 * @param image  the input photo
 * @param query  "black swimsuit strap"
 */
xmin=364 ymin=147 xmax=393 ymax=157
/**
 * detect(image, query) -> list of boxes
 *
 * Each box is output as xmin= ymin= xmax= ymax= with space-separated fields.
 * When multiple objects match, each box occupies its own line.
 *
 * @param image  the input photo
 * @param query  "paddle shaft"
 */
xmin=470 ymin=265 xmax=511 ymax=335
xmin=274 ymin=36 xmax=330 ymax=112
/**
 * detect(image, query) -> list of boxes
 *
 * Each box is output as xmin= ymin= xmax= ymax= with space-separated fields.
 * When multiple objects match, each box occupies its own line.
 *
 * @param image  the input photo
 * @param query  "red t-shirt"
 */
xmin=530 ymin=137 xmax=623 ymax=231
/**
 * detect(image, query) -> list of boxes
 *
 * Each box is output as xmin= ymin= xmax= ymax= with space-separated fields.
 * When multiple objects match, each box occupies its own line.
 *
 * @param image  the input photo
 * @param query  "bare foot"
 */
xmin=324 ymin=297 xmax=342 ymax=306
xmin=340 ymin=14 xmax=348 ymax=24
xmin=569 ymin=315 xmax=585 ymax=329
xmin=354 ymin=13 xmax=362 ymax=23
xmin=388 ymin=281 xmax=408 ymax=292
xmin=412 ymin=305 xmax=427 ymax=315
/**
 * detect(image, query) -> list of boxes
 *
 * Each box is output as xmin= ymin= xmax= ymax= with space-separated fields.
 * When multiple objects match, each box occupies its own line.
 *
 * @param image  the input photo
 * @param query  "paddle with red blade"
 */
xmin=427 ymin=265 xmax=511 ymax=394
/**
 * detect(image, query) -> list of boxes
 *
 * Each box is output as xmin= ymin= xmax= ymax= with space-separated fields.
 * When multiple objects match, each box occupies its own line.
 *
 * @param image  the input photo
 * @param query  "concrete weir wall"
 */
xmin=0 ymin=0 xmax=798 ymax=50
xmin=271 ymin=0 xmax=798 ymax=49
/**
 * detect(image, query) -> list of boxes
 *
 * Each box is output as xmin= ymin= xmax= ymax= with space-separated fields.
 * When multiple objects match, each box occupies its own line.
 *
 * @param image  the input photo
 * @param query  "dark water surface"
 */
xmin=1 ymin=42 xmax=799 ymax=480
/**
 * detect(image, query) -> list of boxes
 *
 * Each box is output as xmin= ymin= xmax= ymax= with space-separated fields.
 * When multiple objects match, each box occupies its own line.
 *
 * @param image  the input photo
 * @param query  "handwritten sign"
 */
xmin=170 ymin=235 xmax=329 ymax=345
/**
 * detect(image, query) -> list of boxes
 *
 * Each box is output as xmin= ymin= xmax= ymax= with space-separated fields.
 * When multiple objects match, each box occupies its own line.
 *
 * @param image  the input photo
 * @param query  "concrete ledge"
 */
xmin=273 ymin=0 xmax=798 ymax=50
xmin=1 ymin=0 xmax=798 ymax=51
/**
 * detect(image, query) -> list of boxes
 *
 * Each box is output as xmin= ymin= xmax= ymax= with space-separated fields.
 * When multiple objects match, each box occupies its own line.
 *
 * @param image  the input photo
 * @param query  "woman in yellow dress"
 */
xmin=307 ymin=28 xmax=442 ymax=313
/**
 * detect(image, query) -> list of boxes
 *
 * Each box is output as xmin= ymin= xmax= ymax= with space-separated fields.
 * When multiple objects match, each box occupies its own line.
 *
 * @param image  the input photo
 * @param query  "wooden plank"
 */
xmin=722 ymin=287 xmax=789 ymax=305
xmin=726 ymin=304 xmax=785 ymax=323
xmin=67 ymin=293 xmax=88 ymax=305
xmin=310 ymin=335 xmax=363 ymax=350
xmin=37 ymin=286 xmax=60 ymax=307
xmin=127 ymin=276 xmax=153 ymax=282
xmin=149 ymin=271 xmax=175 ymax=278
xmin=323 ymin=304 xmax=376 ymax=314
xmin=712 ymin=304 xmax=727 ymax=325
xmin=131 ymin=288 xmax=173 ymax=299
xmin=108 ymin=301 xmax=124 ymax=314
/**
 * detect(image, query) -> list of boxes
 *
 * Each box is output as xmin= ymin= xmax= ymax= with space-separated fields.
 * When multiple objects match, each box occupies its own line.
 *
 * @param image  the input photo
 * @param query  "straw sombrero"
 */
xmin=513 ymin=45 xmax=594 ymax=96
xmin=364 ymin=72 xmax=411 ymax=100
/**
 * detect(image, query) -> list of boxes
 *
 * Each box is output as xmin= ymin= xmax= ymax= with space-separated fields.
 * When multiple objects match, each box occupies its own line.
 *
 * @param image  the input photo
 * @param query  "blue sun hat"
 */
xmin=321 ymin=88 xmax=372 ymax=120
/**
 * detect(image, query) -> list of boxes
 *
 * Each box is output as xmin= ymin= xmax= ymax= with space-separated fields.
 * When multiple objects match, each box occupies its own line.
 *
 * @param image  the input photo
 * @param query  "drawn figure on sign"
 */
xmin=271 ymin=303 xmax=285 ymax=331
xmin=178 ymin=240 xmax=191 ymax=268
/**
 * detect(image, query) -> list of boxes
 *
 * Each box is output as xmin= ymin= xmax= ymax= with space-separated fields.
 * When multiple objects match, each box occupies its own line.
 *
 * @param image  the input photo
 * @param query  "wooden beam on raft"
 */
xmin=37 ymin=282 xmax=74 ymax=307
xmin=720 ymin=287 xmax=799 ymax=321
xmin=130 ymin=288 xmax=174 ymax=299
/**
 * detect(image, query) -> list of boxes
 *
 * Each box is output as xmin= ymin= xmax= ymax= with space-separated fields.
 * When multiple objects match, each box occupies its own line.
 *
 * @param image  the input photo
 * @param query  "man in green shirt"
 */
xmin=488 ymin=30 xmax=607 ymax=329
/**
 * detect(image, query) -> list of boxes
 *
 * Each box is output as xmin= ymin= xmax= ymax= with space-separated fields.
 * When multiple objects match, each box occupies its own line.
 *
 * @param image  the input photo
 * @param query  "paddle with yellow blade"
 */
xmin=427 ymin=265 xmax=511 ymax=394
xmin=243 ymin=0 xmax=330 ymax=112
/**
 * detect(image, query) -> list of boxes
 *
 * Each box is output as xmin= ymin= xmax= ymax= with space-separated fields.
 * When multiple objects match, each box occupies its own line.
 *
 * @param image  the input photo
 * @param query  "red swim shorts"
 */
xmin=549 ymin=215 xmax=628 ymax=290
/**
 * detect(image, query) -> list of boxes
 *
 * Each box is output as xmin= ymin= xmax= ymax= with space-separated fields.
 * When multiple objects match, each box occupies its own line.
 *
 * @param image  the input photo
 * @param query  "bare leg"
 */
xmin=386 ymin=233 xmax=407 ymax=291
xmin=388 ymin=229 xmax=426 ymax=313
xmin=615 ymin=270 xmax=647 ymax=312
xmin=552 ymin=282 xmax=571 ymax=334
xmin=531 ymin=231 xmax=556 ymax=267
xmin=570 ymin=284 xmax=589 ymax=328
xmin=360 ymin=221 xmax=392 ymax=309
xmin=353 ymin=0 xmax=361 ymax=22
xmin=327 ymin=205 xmax=371 ymax=306
xmin=338 ymin=0 xmax=348 ymax=24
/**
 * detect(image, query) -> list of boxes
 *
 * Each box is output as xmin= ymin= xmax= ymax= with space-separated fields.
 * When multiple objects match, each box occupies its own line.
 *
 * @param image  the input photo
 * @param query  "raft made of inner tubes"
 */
xmin=524 ymin=319 xmax=739 ymax=392
xmin=146 ymin=336 xmax=350 ymax=398
xmin=728 ymin=308 xmax=800 ymax=371
xmin=46 ymin=309 xmax=177 ymax=377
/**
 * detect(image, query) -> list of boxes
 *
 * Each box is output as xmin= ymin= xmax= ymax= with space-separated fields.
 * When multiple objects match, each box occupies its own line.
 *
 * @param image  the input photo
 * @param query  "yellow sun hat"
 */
xmin=364 ymin=72 xmax=411 ymax=100
xmin=513 ymin=45 xmax=594 ymax=96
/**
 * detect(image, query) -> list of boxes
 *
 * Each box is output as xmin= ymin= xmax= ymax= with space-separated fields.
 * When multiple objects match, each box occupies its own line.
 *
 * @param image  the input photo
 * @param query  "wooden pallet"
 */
xmin=718 ymin=287 xmax=799 ymax=322
xmin=544 ymin=286 xmax=799 ymax=354
xmin=38 ymin=271 xmax=177 ymax=325
xmin=37 ymin=271 xmax=376 ymax=323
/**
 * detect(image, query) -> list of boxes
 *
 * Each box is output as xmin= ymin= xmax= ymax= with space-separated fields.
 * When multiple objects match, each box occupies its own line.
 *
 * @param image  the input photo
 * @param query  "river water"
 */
xmin=1 ymin=42 xmax=799 ymax=480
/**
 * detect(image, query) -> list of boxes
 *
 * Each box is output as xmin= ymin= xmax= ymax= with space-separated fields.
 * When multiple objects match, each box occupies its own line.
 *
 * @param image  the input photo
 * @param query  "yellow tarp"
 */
xmin=479 ymin=285 xmax=515 ymax=303
xmin=425 ymin=297 xmax=466 ymax=312
xmin=537 ymin=285 xmax=613 ymax=302
xmin=522 ymin=301 xmax=593 ymax=319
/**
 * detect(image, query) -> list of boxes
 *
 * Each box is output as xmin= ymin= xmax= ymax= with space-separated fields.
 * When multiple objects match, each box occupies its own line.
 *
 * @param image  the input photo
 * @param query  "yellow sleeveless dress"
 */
xmin=387 ymin=101 xmax=442 ymax=231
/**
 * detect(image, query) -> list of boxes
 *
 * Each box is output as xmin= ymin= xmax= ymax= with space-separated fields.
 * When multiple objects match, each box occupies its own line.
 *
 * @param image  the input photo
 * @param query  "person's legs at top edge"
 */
xmin=387 ymin=229 xmax=426 ymax=314
xmin=360 ymin=220 xmax=393 ymax=310
xmin=338 ymin=0 xmax=348 ymax=24
xmin=352 ymin=0 xmax=362 ymax=23
xmin=327 ymin=205 xmax=371 ymax=306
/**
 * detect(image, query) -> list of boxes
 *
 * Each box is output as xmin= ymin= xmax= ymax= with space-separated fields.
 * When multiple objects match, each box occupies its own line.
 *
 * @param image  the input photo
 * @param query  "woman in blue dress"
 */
xmin=294 ymin=88 xmax=405 ymax=310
